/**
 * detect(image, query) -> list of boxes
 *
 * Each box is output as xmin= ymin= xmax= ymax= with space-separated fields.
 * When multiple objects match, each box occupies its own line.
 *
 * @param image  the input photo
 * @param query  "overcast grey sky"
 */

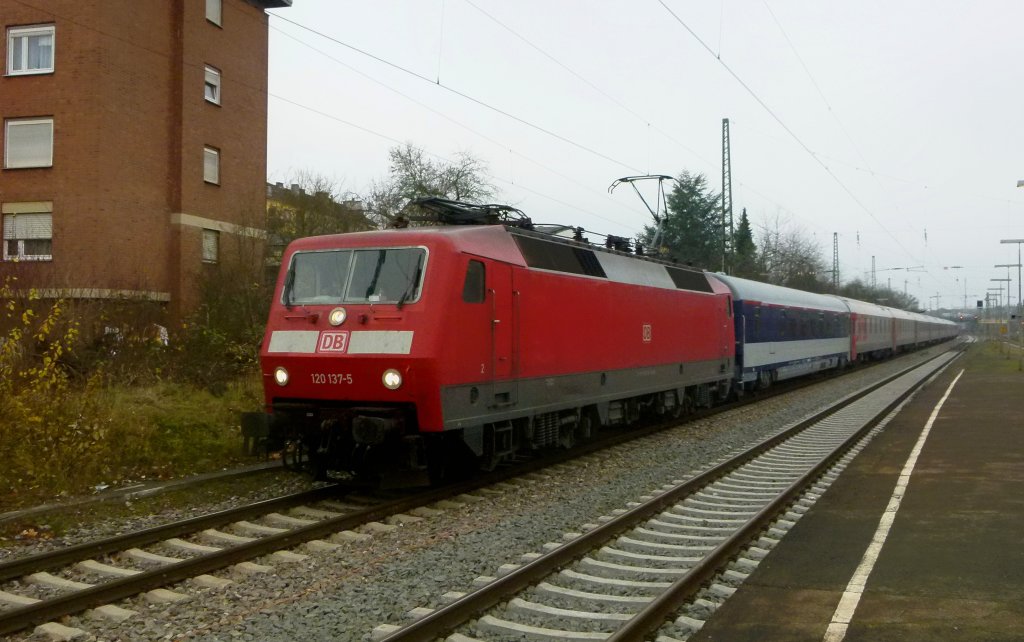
xmin=265 ymin=0 xmax=1024 ymax=311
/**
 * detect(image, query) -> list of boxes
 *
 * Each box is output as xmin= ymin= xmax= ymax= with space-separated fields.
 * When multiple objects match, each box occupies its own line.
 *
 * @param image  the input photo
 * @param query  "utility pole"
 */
xmin=721 ymin=118 xmax=733 ymax=273
xmin=995 ymin=263 xmax=1021 ymax=310
xmin=1002 ymin=239 xmax=1024 ymax=315
xmin=871 ymin=255 xmax=876 ymax=289
xmin=832 ymin=233 xmax=839 ymax=292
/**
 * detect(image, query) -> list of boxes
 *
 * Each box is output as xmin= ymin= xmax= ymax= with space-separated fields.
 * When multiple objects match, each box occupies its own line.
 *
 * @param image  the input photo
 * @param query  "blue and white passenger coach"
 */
xmin=709 ymin=273 xmax=851 ymax=389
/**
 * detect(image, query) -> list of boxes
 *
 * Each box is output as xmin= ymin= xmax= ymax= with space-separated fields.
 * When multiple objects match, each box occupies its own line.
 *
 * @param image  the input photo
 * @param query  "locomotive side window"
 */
xmin=286 ymin=247 xmax=425 ymax=305
xmin=462 ymin=259 xmax=486 ymax=303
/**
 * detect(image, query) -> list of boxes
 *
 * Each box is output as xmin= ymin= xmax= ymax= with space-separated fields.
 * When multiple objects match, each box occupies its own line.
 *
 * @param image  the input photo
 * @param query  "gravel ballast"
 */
xmin=4 ymin=348 xmax=950 ymax=641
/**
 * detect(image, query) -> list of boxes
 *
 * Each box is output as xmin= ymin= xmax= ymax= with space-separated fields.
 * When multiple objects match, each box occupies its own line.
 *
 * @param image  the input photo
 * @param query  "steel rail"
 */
xmin=377 ymin=346 xmax=963 ymax=642
xmin=0 ymin=485 xmax=341 ymax=583
xmin=0 ymin=473 xmax=496 ymax=636
xmin=607 ymin=349 xmax=962 ymax=641
xmin=0 ymin=344 xmax=959 ymax=637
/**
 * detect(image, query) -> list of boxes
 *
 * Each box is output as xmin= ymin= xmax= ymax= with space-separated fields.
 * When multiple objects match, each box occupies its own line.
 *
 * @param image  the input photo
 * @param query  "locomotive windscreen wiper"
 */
xmin=283 ymin=264 xmax=296 ymax=309
xmin=397 ymin=254 xmax=424 ymax=309
xmin=364 ymin=250 xmax=387 ymax=299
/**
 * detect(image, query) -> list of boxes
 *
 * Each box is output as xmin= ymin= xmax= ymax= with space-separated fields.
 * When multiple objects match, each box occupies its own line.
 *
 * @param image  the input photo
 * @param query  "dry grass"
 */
xmin=0 ymin=277 xmax=265 ymax=513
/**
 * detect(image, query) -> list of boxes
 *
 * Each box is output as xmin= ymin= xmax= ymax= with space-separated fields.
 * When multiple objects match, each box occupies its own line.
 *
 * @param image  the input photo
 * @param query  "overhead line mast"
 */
xmin=722 ymin=118 xmax=734 ymax=273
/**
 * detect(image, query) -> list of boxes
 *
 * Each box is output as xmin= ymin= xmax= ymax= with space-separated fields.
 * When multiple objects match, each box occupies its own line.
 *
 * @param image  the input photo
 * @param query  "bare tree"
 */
xmin=366 ymin=144 xmax=497 ymax=225
xmin=755 ymin=214 xmax=830 ymax=292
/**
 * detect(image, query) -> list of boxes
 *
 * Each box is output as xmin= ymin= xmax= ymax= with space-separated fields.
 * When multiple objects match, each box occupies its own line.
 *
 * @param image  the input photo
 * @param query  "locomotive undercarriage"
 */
xmin=467 ymin=381 xmax=728 ymax=473
xmin=269 ymin=403 xmax=431 ymax=484
xmin=270 ymin=379 xmax=732 ymax=486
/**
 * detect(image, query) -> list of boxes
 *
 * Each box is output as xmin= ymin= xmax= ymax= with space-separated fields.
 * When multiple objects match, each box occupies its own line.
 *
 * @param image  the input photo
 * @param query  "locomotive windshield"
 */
xmin=284 ymin=247 xmax=425 ymax=305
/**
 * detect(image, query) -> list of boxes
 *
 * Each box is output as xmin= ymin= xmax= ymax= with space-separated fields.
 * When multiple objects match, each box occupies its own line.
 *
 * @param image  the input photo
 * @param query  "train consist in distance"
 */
xmin=259 ymin=199 xmax=958 ymax=484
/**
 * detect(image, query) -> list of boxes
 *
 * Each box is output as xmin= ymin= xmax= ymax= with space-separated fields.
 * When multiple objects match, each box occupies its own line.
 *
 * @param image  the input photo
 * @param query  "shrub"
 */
xmin=0 ymin=276 xmax=263 ymax=511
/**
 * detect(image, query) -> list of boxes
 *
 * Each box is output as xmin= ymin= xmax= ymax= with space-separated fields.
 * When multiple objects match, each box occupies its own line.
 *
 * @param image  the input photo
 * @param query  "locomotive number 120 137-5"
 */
xmin=310 ymin=373 xmax=353 ymax=385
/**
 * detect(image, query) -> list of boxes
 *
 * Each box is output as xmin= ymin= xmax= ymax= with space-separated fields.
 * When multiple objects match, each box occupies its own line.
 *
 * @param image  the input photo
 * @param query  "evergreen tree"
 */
xmin=641 ymin=171 xmax=721 ymax=269
xmin=732 ymin=208 xmax=758 ymax=278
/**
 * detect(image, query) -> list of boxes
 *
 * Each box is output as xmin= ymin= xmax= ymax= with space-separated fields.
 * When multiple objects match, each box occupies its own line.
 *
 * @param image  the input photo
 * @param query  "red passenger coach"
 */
xmin=260 ymin=222 xmax=734 ymax=483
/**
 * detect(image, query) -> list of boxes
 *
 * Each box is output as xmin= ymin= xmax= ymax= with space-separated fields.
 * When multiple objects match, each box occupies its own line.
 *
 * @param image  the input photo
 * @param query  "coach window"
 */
xmin=462 ymin=259 xmax=485 ymax=303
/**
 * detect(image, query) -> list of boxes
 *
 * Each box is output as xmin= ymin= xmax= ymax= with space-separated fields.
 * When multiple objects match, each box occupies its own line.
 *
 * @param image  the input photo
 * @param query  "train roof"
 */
xmin=707 ymin=273 xmax=849 ymax=313
xmin=833 ymin=296 xmax=895 ymax=318
xmin=286 ymin=225 xmax=529 ymax=265
xmin=284 ymin=225 xmax=721 ymax=295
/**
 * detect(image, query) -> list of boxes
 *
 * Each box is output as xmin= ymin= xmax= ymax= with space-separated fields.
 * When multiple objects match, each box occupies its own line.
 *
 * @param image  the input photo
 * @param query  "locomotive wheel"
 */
xmin=578 ymin=409 xmax=596 ymax=439
xmin=681 ymin=394 xmax=696 ymax=416
xmin=559 ymin=422 xmax=576 ymax=449
xmin=426 ymin=433 xmax=475 ymax=485
xmin=282 ymin=439 xmax=309 ymax=472
xmin=670 ymin=396 xmax=684 ymax=419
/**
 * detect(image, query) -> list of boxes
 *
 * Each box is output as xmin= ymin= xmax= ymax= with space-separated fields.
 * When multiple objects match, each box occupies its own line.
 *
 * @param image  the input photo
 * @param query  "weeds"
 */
xmin=0 ymin=275 xmax=263 ymax=512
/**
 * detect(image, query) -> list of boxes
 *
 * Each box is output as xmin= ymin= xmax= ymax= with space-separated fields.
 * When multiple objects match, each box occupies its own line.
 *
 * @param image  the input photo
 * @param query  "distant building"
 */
xmin=1 ymin=0 xmax=290 ymax=320
xmin=265 ymin=181 xmax=375 ymax=268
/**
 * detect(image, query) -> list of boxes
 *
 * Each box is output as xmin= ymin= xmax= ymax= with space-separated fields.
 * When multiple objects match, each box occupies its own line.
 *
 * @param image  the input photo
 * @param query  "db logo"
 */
xmin=317 ymin=331 xmax=349 ymax=353
xmin=642 ymin=323 xmax=652 ymax=343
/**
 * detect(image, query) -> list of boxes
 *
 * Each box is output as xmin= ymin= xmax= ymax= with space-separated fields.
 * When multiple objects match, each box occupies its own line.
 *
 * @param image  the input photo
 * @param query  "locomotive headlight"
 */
xmin=273 ymin=367 xmax=290 ymax=386
xmin=382 ymin=368 xmax=403 ymax=390
xmin=328 ymin=307 xmax=347 ymax=326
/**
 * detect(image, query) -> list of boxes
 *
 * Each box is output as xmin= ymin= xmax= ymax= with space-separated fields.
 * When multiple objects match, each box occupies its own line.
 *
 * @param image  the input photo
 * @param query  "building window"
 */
xmin=203 ymin=146 xmax=219 ymax=184
xmin=4 ymin=118 xmax=53 ymax=168
xmin=204 ymin=65 xmax=221 ymax=104
xmin=2 ymin=202 xmax=53 ymax=261
xmin=202 ymin=229 xmax=219 ymax=263
xmin=206 ymin=0 xmax=222 ymax=25
xmin=7 ymin=25 xmax=55 ymax=75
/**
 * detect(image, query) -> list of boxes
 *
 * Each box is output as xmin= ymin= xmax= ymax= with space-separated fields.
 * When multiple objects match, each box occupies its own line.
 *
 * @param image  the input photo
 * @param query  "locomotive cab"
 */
xmin=261 ymin=238 xmax=443 ymax=483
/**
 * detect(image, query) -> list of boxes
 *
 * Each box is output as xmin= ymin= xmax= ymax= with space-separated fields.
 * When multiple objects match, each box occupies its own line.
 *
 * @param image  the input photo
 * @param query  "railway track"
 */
xmin=372 ymin=347 xmax=963 ymax=641
xmin=0 ymin=482 xmax=469 ymax=638
xmin=0 ymin=346 xmax=957 ymax=640
xmin=0 ymin=444 xmax=627 ymax=638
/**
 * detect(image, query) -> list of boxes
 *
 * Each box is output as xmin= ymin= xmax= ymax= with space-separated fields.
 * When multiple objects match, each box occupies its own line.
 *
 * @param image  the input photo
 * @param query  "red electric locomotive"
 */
xmin=259 ymin=200 xmax=735 ymax=484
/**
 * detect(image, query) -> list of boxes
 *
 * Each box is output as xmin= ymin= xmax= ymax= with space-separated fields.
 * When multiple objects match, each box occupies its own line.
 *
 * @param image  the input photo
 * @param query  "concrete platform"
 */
xmin=692 ymin=342 xmax=1024 ymax=642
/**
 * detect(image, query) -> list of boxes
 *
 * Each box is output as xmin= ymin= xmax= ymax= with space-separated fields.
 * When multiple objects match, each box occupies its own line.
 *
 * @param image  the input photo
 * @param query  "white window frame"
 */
xmin=202 ymin=228 xmax=220 ymax=263
xmin=6 ymin=25 xmax=55 ymax=75
xmin=4 ymin=118 xmax=54 ymax=169
xmin=206 ymin=0 xmax=223 ymax=26
xmin=204 ymin=65 xmax=221 ymax=104
xmin=2 ymin=202 xmax=53 ymax=262
xmin=203 ymin=146 xmax=220 ymax=184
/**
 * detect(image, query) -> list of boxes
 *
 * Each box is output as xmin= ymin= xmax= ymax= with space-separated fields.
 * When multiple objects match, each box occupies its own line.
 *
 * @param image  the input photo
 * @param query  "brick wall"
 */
xmin=0 ymin=0 xmax=276 ymax=320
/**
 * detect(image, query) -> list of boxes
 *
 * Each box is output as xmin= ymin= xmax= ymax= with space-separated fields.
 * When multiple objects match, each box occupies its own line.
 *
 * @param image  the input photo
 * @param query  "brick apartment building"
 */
xmin=1 ymin=0 xmax=289 ymax=320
